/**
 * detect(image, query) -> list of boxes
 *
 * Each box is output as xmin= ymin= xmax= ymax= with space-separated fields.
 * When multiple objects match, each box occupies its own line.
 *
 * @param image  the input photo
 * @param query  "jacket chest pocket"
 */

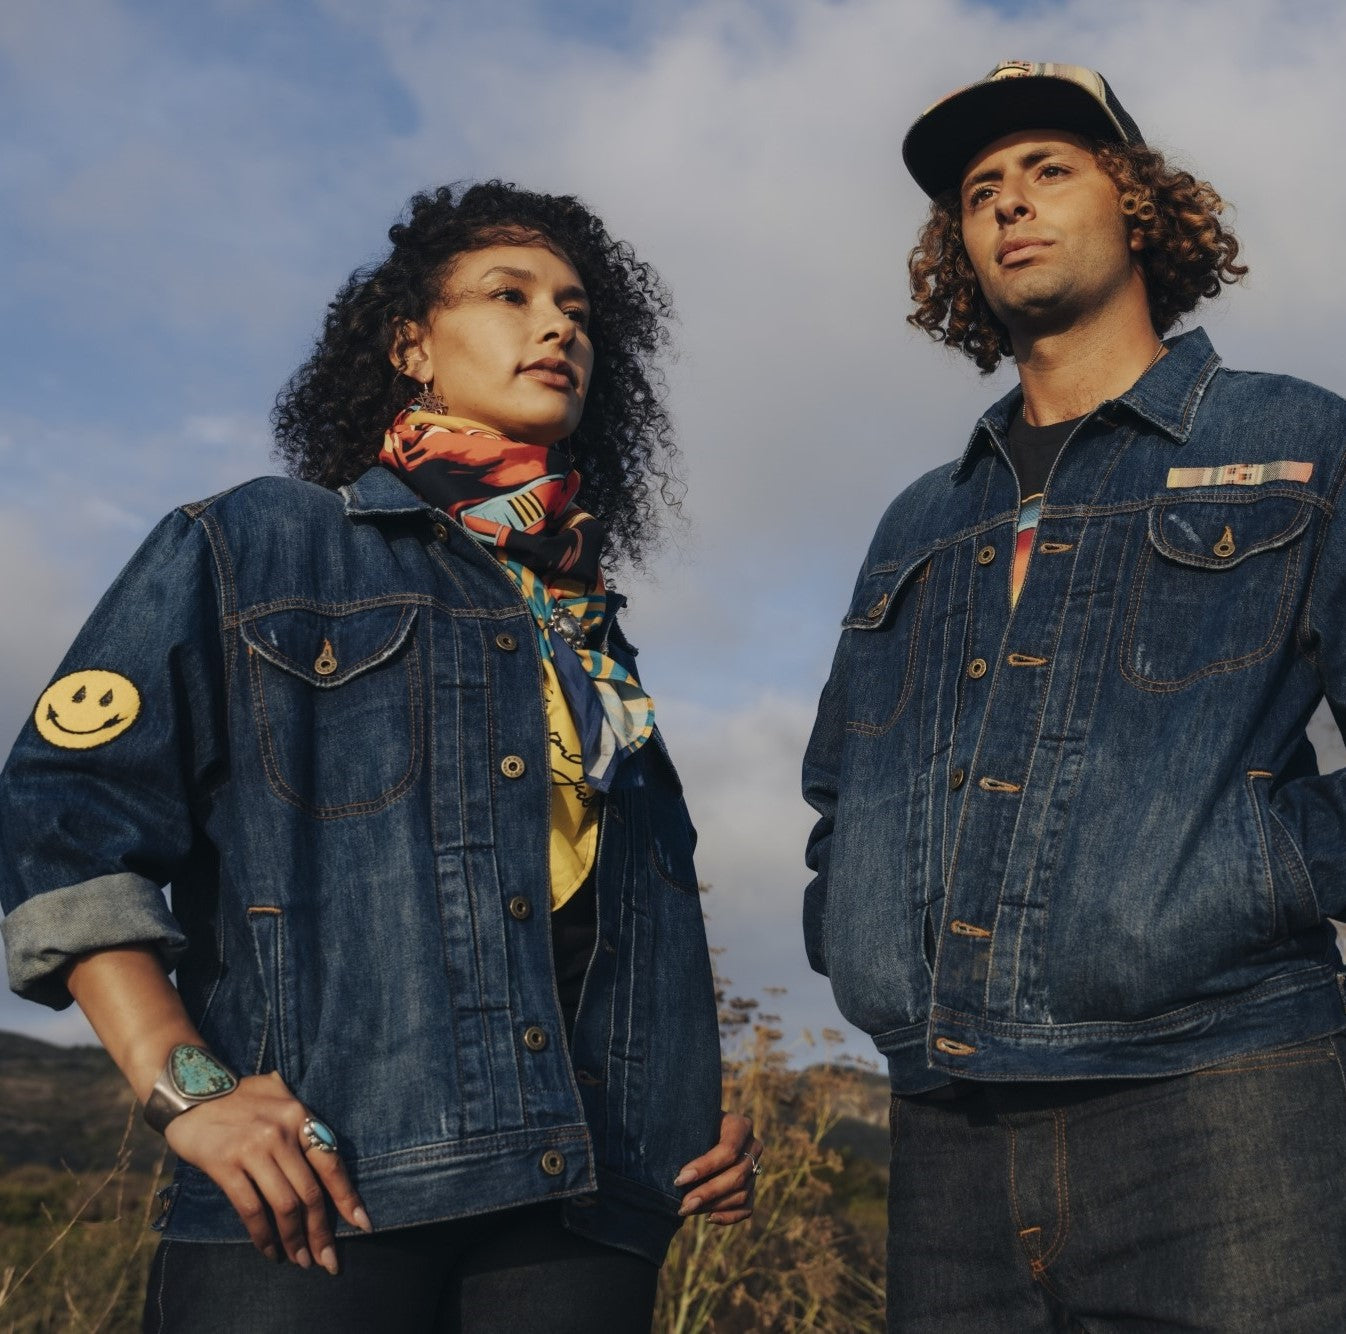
xmin=242 ymin=602 xmax=423 ymax=817
xmin=843 ymin=551 xmax=932 ymax=735
xmin=1120 ymin=494 xmax=1313 ymax=691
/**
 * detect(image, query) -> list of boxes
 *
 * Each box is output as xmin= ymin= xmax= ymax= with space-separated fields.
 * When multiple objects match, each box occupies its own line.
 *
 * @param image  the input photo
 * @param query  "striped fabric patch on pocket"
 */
xmin=1167 ymin=461 xmax=1313 ymax=488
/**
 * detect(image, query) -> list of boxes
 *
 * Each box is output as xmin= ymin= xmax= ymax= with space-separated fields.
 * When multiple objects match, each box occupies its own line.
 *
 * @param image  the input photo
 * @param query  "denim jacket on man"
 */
xmin=804 ymin=328 xmax=1346 ymax=1093
xmin=0 ymin=466 xmax=721 ymax=1261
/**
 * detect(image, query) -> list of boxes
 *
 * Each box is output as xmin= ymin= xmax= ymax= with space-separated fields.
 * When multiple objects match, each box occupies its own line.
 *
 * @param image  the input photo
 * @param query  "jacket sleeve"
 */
xmin=1273 ymin=465 xmax=1346 ymax=919
xmin=801 ymin=650 xmax=844 ymax=976
xmin=0 ymin=509 xmax=228 ymax=1008
xmin=802 ymin=567 xmax=865 ymax=978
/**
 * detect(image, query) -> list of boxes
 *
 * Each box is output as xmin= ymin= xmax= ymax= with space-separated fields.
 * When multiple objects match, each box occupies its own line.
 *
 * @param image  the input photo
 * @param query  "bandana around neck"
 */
xmin=379 ymin=409 xmax=604 ymax=585
xmin=379 ymin=409 xmax=653 ymax=794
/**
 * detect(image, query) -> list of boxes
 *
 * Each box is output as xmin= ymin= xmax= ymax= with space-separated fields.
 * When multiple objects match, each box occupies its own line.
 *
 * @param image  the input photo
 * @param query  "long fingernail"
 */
xmin=262 ymin=1246 xmax=279 ymax=1263
xmin=295 ymin=1247 xmax=313 ymax=1270
xmin=353 ymin=1206 xmax=373 ymax=1233
xmin=673 ymin=1169 xmax=694 ymax=1187
xmin=320 ymin=1246 xmax=339 ymax=1276
xmin=679 ymin=1195 xmax=701 ymax=1216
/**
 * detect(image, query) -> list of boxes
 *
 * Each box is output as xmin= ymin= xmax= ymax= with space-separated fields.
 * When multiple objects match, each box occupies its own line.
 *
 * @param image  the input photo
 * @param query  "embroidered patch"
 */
xmin=34 ymin=670 xmax=141 ymax=750
xmin=1166 ymin=461 xmax=1313 ymax=489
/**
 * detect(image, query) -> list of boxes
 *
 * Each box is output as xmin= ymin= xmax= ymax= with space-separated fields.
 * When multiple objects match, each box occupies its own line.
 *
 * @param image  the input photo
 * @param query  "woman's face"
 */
xmin=397 ymin=241 xmax=594 ymax=446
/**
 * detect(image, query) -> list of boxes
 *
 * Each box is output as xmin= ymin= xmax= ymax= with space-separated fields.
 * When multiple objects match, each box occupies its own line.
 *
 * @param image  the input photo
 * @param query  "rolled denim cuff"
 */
xmin=2 ymin=873 xmax=188 ymax=1009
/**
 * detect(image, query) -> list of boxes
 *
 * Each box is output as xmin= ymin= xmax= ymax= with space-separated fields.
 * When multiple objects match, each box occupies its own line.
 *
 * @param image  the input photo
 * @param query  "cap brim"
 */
xmin=902 ymin=77 xmax=1129 ymax=199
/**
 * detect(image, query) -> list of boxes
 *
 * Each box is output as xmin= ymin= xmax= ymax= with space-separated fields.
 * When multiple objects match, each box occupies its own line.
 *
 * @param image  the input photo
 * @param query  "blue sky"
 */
xmin=4 ymin=0 xmax=1346 ymax=1054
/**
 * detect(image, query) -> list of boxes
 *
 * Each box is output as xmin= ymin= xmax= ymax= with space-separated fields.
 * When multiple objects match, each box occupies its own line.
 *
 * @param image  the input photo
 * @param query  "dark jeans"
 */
xmin=142 ymin=1201 xmax=658 ymax=1333
xmin=886 ymin=1036 xmax=1346 ymax=1332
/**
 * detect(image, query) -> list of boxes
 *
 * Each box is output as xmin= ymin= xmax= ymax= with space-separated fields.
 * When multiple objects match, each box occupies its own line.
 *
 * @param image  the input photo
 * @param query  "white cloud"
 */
xmin=7 ymin=0 xmax=1346 ymax=1056
xmin=0 ymin=513 xmax=85 ymax=748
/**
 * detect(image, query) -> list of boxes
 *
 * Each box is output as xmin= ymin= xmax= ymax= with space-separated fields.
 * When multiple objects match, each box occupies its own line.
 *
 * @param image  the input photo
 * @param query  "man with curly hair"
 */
xmin=803 ymin=62 xmax=1346 ymax=1331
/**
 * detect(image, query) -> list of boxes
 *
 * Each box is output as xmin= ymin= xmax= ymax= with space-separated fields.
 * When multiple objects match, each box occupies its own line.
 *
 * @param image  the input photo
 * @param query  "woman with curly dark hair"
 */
xmin=0 ymin=181 xmax=761 ymax=1332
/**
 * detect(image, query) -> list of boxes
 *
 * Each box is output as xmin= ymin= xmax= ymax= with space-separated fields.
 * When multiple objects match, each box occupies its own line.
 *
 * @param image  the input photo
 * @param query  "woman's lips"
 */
xmin=520 ymin=359 xmax=577 ymax=390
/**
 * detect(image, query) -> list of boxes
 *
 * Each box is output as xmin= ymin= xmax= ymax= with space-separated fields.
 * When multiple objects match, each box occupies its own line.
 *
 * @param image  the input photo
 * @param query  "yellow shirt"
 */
xmin=540 ymin=656 xmax=599 ymax=909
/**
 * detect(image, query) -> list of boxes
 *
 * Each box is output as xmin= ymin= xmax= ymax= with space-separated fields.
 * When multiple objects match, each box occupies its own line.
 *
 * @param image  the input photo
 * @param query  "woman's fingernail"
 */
xmin=353 ymin=1206 xmax=373 ymax=1233
xmin=673 ymin=1169 xmax=694 ymax=1187
xmin=295 ymin=1247 xmax=313 ymax=1270
xmin=679 ymin=1195 xmax=701 ymax=1216
xmin=320 ymin=1246 xmax=339 ymax=1275
xmin=262 ymin=1246 xmax=279 ymax=1263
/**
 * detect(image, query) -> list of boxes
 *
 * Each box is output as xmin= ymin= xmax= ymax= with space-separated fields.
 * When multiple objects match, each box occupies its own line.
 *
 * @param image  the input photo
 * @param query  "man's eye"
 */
xmin=968 ymin=186 xmax=994 ymax=207
xmin=1039 ymin=164 xmax=1068 ymax=179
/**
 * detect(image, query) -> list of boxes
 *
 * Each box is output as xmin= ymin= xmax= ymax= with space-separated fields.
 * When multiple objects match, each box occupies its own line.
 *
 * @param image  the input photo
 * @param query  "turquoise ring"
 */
xmin=301 ymin=1116 xmax=338 ymax=1155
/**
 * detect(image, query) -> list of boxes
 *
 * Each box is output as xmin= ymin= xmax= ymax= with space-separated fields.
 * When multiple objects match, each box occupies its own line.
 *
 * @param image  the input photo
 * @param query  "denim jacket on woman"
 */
xmin=0 ymin=466 xmax=721 ymax=1261
xmin=804 ymin=328 xmax=1346 ymax=1093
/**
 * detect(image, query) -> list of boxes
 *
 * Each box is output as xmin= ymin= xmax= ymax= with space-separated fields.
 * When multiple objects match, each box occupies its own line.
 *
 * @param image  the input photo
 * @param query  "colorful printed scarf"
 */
xmin=380 ymin=410 xmax=654 ymax=794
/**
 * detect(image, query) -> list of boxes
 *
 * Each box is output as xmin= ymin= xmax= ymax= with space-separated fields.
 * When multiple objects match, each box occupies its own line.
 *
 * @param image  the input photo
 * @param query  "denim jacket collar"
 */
xmin=953 ymin=326 xmax=1223 ymax=476
xmin=340 ymin=464 xmax=429 ymax=519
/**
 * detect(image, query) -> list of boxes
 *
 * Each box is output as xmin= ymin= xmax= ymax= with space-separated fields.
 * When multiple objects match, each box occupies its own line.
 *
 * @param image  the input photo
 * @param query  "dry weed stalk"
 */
xmin=0 ymin=1100 xmax=169 ymax=1333
xmin=655 ymin=968 xmax=885 ymax=1333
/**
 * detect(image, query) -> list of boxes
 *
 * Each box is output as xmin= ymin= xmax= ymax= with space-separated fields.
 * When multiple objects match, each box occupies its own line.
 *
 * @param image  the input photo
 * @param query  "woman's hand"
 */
xmin=61 ymin=948 xmax=370 ymax=1271
xmin=165 ymin=1071 xmax=372 ymax=1272
xmin=673 ymin=1111 xmax=763 ymax=1226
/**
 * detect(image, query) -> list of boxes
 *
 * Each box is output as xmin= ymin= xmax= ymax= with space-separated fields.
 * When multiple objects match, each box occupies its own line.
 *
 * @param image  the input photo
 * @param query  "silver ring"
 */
xmin=743 ymin=1149 xmax=762 ymax=1177
xmin=301 ymin=1116 xmax=338 ymax=1154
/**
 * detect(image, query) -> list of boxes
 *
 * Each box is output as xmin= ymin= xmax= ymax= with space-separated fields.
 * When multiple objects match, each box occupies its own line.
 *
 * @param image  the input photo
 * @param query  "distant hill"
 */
xmin=0 ymin=1030 xmax=163 ymax=1174
xmin=0 ymin=1031 xmax=891 ymax=1182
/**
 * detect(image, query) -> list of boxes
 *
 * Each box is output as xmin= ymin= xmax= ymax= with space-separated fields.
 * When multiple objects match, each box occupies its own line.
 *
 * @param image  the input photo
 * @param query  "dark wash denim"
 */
xmin=0 ymin=466 xmax=721 ymax=1262
xmin=143 ymin=1202 xmax=658 ymax=1333
xmin=803 ymin=328 xmax=1346 ymax=1093
xmin=886 ymin=1036 xmax=1346 ymax=1332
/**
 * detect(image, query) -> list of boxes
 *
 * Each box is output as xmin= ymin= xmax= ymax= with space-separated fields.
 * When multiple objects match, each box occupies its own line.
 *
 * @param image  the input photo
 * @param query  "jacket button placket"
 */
xmin=933 ymin=521 xmax=1044 ymax=1060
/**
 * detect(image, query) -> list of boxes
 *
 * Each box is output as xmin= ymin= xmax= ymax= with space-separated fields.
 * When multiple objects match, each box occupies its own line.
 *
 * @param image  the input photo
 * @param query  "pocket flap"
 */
xmin=842 ymin=552 xmax=932 ymax=631
xmin=242 ymin=604 xmax=418 ymax=687
xmin=1148 ymin=496 xmax=1312 ymax=571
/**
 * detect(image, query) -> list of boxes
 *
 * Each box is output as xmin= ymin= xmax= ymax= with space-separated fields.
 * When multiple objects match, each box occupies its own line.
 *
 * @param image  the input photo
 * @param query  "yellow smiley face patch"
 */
xmin=34 ymin=670 xmax=141 ymax=750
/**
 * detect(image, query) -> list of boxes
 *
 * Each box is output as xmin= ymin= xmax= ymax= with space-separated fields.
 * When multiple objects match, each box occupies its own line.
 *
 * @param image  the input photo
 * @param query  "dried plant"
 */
xmin=655 ymin=960 xmax=886 ymax=1333
xmin=0 ymin=1102 xmax=169 ymax=1333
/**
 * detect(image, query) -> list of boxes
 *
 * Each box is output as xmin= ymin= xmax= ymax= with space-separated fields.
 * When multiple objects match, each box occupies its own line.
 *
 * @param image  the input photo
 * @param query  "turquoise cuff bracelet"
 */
xmin=143 ymin=1044 xmax=238 ymax=1135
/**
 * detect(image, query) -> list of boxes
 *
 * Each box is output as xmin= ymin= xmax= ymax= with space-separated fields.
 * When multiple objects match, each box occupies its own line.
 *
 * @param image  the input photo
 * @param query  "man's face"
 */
xmin=958 ymin=129 xmax=1143 ymax=339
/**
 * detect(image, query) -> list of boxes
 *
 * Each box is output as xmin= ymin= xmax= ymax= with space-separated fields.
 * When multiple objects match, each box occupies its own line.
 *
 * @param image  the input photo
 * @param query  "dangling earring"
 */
xmin=410 ymin=378 xmax=447 ymax=414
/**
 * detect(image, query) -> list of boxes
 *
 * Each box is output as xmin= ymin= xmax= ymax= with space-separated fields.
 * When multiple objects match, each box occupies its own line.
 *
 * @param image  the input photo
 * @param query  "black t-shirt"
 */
xmin=551 ymin=873 xmax=597 ymax=1042
xmin=1006 ymin=409 xmax=1085 ymax=499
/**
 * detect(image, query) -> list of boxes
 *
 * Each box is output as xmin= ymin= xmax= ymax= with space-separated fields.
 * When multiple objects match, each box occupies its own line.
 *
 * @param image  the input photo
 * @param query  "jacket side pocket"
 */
xmin=246 ymin=906 xmax=300 ymax=1082
xmin=1245 ymin=771 xmax=1321 ymax=942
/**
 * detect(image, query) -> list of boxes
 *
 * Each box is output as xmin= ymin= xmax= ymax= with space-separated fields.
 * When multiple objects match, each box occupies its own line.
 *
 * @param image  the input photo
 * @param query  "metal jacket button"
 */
xmin=501 ymin=755 xmax=526 ymax=779
xmin=967 ymin=658 xmax=988 ymax=679
xmin=865 ymin=593 xmax=888 ymax=621
xmin=495 ymin=632 xmax=518 ymax=652
xmin=949 ymin=767 xmax=966 ymax=791
xmin=313 ymin=638 xmax=338 ymax=676
xmin=508 ymin=896 xmax=532 ymax=921
xmin=540 ymin=1150 xmax=566 ymax=1176
xmin=523 ymin=1026 xmax=548 ymax=1052
xmin=1212 ymin=524 xmax=1236 ymax=558
xmin=976 ymin=545 xmax=996 ymax=566
xmin=433 ymin=522 xmax=450 ymax=543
